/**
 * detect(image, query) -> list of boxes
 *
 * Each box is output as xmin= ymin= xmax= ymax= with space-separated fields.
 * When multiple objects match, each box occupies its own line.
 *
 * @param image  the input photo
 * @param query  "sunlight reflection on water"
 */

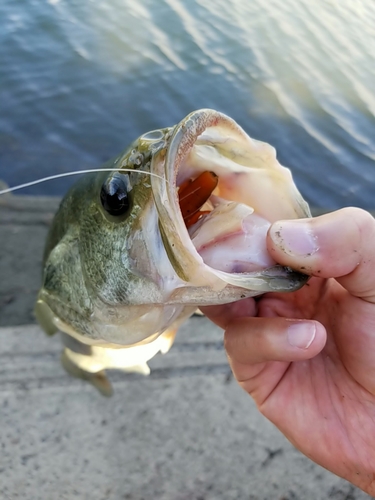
xmin=0 ymin=0 xmax=374 ymax=207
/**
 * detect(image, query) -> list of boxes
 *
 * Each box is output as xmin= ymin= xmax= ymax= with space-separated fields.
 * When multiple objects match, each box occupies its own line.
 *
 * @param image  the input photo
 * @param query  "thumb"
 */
xmin=267 ymin=208 xmax=375 ymax=302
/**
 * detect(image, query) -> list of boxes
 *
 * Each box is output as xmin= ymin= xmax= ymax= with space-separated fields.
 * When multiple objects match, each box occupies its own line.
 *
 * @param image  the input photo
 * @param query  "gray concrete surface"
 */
xmin=0 ymin=194 xmax=373 ymax=499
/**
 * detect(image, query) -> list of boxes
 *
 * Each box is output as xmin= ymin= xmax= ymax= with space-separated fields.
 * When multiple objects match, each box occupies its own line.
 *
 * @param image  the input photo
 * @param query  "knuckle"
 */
xmin=354 ymin=208 xmax=375 ymax=233
xmin=223 ymin=329 xmax=234 ymax=355
xmin=324 ymin=208 xmax=375 ymax=255
xmin=341 ymin=207 xmax=374 ymax=233
xmin=349 ymin=208 xmax=375 ymax=250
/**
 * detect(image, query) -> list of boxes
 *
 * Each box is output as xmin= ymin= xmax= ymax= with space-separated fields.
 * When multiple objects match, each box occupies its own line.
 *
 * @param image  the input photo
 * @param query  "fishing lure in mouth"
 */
xmin=178 ymin=171 xmax=219 ymax=228
xmin=28 ymin=108 xmax=310 ymax=395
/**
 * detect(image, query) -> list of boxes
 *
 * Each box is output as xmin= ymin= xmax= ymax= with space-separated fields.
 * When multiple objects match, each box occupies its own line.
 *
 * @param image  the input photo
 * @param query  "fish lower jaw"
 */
xmin=188 ymin=201 xmax=276 ymax=274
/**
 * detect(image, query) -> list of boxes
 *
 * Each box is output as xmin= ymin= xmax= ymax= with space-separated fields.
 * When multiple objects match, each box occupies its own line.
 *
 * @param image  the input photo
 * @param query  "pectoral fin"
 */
xmin=61 ymin=350 xmax=113 ymax=397
xmin=34 ymin=298 xmax=58 ymax=336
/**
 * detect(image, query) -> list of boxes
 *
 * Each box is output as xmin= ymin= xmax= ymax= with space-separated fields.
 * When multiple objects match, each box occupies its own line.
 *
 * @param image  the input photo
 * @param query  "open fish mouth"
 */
xmin=151 ymin=109 xmax=311 ymax=296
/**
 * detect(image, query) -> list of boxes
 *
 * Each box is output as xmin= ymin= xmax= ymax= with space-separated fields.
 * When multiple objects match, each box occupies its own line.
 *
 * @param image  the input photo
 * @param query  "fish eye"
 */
xmin=100 ymin=173 xmax=131 ymax=216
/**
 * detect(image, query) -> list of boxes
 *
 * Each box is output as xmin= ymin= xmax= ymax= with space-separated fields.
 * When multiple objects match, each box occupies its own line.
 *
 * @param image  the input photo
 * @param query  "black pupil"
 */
xmin=100 ymin=174 xmax=130 ymax=216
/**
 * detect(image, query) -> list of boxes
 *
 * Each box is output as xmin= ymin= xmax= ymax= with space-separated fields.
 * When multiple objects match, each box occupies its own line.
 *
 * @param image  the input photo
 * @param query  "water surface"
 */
xmin=1 ymin=0 xmax=374 ymax=207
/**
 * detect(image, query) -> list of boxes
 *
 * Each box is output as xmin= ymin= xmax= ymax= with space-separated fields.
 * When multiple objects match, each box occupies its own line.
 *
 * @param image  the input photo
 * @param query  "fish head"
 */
xmin=36 ymin=109 xmax=310 ymax=347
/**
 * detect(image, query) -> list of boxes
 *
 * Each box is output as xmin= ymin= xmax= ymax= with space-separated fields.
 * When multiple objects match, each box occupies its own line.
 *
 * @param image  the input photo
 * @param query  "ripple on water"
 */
xmin=0 ymin=0 xmax=374 ymax=207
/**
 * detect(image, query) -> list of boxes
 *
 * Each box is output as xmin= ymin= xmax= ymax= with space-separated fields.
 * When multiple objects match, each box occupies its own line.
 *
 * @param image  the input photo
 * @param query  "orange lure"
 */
xmin=178 ymin=171 xmax=219 ymax=228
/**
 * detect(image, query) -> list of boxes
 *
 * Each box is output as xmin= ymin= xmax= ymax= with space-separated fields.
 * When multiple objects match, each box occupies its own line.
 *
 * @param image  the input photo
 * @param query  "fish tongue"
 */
xmin=188 ymin=200 xmax=276 ymax=274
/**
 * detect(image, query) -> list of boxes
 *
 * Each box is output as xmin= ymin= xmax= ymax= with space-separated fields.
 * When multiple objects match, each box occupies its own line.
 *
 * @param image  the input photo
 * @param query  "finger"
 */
xmin=225 ymin=317 xmax=326 ymax=368
xmin=267 ymin=208 xmax=375 ymax=301
xmin=224 ymin=317 xmax=327 ymax=402
xmin=201 ymin=298 xmax=257 ymax=330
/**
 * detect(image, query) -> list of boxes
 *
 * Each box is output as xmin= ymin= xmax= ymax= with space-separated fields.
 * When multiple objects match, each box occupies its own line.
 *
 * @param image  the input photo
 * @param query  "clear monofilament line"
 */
xmin=0 ymin=168 xmax=168 ymax=195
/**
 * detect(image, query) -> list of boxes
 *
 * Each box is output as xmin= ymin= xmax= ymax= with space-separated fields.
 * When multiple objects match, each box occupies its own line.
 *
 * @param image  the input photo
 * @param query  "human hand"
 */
xmin=202 ymin=208 xmax=375 ymax=495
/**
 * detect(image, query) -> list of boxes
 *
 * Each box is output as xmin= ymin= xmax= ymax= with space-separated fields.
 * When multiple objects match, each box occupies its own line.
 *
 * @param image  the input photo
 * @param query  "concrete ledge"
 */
xmin=0 ymin=317 xmax=370 ymax=499
xmin=0 ymin=319 xmax=229 ymax=393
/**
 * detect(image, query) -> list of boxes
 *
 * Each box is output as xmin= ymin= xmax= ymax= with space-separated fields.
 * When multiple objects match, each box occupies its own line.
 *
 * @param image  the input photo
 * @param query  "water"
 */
xmin=1 ymin=0 xmax=374 ymax=208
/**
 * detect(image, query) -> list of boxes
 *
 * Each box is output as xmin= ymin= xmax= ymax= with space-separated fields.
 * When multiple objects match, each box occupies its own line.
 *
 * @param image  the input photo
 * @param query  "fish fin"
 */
xmin=121 ymin=363 xmax=151 ymax=376
xmin=61 ymin=349 xmax=113 ymax=397
xmin=193 ymin=308 xmax=205 ymax=316
xmin=159 ymin=327 xmax=177 ymax=354
xmin=34 ymin=299 xmax=58 ymax=336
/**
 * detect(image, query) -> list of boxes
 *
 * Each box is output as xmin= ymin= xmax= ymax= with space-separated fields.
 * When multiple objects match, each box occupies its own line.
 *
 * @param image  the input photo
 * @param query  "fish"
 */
xmin=34 ymin=109 xmax=311 ymax=395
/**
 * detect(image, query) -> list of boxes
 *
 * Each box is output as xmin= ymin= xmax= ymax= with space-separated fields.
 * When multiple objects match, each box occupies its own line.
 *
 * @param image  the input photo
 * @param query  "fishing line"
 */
xmin=0 ymin=168 xmax=169 ymax=195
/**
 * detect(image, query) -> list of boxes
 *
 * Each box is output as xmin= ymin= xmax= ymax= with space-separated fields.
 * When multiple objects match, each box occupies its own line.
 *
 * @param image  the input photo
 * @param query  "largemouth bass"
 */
xmin=35 ymin=109 xmax=310 ymax=395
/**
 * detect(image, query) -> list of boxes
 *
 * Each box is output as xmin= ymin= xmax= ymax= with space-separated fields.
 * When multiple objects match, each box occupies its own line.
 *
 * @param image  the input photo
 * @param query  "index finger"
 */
xmin=201 ymin=298 xmax=257 ymax=330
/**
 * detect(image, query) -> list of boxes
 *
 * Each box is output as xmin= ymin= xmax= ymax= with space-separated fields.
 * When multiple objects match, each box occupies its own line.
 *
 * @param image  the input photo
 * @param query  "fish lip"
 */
xmin=258 ymin=265 xmax=310 ymax=292
xmin=164 ymin=109 xmax=236 ymax=182
xmin=150 ymin=109 xmax=310 ymax=294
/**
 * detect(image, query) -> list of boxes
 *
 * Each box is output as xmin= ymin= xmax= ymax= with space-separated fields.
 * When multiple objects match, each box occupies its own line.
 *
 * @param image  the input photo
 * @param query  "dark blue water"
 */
xmin=1 ymin=0 xmax=374 ymax=208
